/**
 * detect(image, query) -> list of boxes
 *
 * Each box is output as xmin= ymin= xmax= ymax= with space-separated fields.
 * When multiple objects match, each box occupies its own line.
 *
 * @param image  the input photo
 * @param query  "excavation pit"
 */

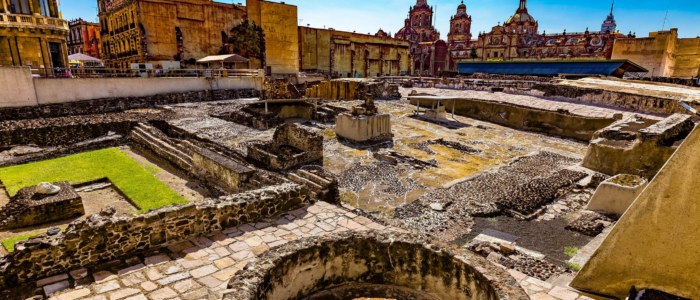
xmin=224 ymin=231 xmax=528 ymax=300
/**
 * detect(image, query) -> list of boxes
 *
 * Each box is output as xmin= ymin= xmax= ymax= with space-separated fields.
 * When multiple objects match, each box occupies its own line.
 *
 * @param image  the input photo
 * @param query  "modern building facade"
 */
xmin=97 ymin=0 xmax=246 ymax=69
xmin=246 ymin=0 xmax=299 ymax=75
xmin=68 ymin=18 xmax=101 ymax=59
xmin=0 ymin=0 xmax=69 ymax=70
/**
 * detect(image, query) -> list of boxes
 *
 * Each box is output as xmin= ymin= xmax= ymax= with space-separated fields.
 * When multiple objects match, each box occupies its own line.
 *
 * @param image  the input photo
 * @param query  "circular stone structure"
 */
xmin=224 ymin=231 xmax=528 ymax=300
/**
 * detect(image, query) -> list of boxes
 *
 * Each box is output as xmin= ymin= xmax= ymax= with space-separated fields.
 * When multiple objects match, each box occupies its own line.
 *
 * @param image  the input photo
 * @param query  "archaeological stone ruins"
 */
xmin=0 ymin=0 xmax=699 ymax=300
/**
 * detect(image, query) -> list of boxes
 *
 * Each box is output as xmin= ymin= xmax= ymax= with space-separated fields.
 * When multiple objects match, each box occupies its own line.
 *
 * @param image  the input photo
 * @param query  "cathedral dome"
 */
xmin=505 ymin=0 xmax=536 ymax=25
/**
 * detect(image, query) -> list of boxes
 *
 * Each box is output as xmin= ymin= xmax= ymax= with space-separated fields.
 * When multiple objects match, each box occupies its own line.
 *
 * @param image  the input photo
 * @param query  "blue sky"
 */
xmin=61 ymin=0 xmax=700 ymax=38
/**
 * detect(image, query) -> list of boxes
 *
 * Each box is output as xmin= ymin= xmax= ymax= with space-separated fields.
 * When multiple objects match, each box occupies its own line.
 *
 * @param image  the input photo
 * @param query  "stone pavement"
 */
xmin=38 ymin=201 xmax=605 ymax=300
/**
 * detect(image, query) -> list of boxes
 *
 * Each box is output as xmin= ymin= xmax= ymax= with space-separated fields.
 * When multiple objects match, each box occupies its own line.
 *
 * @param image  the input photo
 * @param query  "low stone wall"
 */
xmin=0 ymin=111 xmax=172 ymax=147
xmin=533 ymin=83 xmax=696 ymax=115
xmin=0 ymin=89 xmax=259 ymax=121
xmin=409 ymin=96 xmax=616 ymax=141
xmin=224 ymin=231 xmax=528 ymax=300
xmin=335 ymin=113 xmax=393 ymax=142
xmin=0 ymin=183 xmax=310 ymax=288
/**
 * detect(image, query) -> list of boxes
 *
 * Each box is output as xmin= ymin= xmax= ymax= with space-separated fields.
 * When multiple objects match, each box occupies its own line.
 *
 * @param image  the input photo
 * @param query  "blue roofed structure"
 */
xmin=457 ymin=60 xmax=647 ymax=78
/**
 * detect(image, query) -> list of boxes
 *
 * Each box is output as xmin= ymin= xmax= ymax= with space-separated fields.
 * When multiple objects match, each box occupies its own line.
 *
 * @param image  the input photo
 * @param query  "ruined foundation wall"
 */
xmin=409 ymin=97 xmax=616 ymax=141
xmin=0 ymin=119 xmax=134 ymax=147
xmin=572 ymin=127 xmax=700 ymax=299
xmin=0 ymin=88 xmax=260 ymax=121
xmin=335 ymin=114 xmax=392 ymax=142
xmin=0 ymin=184 xmax=310 ymax=288
xmin=533 ymin=83 xmax=694 ymax=115
xmin=191 ymin=148 xmax=255 ymax=193
xmin=225 ymin=231 xmax=528 ymax=300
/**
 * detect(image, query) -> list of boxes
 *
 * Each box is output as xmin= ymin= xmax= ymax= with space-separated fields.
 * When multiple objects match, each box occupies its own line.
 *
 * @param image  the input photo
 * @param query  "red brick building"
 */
xmin=67 ymin=18 xmax=102 ymax=60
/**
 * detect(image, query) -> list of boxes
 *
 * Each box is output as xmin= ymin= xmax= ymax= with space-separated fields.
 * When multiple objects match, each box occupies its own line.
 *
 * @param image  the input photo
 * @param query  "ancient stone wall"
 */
xmin=190 ymin=147 xmax=255 ymax=193
xmin=409 ymin=96 xmax=616 ymax=141
xmin=248 ymin=124 xmax=324 ymax=171
xmin=0 ymin=88 xmax=259 ymax=121
xmin=305 ymin=79 xmax=401 ymax=100
xmin=532 ymin=83 xmax=695 ymax=115
xmin=224 ymin=231 xmax=528 ymax=300
xmin=582 ymin=114 xmax=695 ymax=178
xmin=0 ymin=183 xmax=310 ymax=288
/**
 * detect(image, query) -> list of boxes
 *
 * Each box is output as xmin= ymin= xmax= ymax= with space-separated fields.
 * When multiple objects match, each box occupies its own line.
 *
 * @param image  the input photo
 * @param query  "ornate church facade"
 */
xmin=395 ymin=0 xmax=447 ymax=76
xmin=474 ymin=0 xmax=630 ymax=62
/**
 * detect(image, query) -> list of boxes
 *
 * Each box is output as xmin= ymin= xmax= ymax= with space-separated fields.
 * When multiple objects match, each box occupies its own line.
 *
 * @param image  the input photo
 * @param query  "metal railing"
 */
xmin=0 ymin=13 xmax=68 ymax=30
xmin=31 ymin=67 xmax=263 ymax=78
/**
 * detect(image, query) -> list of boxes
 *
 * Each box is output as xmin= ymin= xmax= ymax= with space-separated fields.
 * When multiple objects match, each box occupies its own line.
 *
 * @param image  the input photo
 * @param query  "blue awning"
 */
xmin=457 ymin=60 xmax=647 ymax=78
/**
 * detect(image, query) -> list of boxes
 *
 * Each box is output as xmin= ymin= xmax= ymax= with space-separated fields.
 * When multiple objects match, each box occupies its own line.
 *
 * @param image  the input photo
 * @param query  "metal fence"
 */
xmin=31 ymin=68 xmax=262 ymax=79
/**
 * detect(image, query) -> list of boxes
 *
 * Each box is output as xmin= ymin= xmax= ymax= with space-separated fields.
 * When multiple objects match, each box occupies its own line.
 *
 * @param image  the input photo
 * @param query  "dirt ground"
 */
xmin=461 ymin=216 xmax=593 ymax=266
xmin=122 ymin=147 xmax=211 ymax=203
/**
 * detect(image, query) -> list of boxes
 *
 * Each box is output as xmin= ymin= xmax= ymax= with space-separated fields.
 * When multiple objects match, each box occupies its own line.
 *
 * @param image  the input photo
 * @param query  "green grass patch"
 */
xmin=566 ymin=262 xmax=582 ymax=272
xmin=2 ymin=226 xmax=68 ymax=252
xmin=564 ymin=246 xmax=579 ymax=258
xmin=0 ymin=148 xmax=187 ymax=213
xmin=2 ymin=232 xmax=42 ymax=252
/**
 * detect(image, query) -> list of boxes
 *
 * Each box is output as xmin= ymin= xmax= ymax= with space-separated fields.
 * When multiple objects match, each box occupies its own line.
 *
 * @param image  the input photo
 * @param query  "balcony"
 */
xmin=0 ymin=13 xmax=69 ymax=32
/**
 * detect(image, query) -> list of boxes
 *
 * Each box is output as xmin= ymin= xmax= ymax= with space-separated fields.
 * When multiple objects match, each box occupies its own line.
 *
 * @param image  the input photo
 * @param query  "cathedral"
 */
xmin=395 ymin=0 xmax=447 ymax=76
xmin=398 ymin=0 xmax=632 ymax=74
xmin=474 ymin=0 xmax=630 ymax=61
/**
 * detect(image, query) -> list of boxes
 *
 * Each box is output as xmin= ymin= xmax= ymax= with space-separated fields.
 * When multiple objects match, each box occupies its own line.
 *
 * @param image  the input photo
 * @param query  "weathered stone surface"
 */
xmin=247 ymin=123 xmax=323 ymax=171
xmin=224 ymin=231 xmax=528 ymax=300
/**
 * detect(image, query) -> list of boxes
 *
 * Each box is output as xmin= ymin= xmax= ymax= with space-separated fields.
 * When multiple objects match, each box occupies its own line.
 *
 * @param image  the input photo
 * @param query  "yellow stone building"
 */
xmin=299 ymin=27 xmax=410 ymax=77
xmin=612 ymin=28 xmax=700 ymax=78
xmin=97 ymin=0 xmax=246 ymax=69
xmin=0 ymin=0 xmax=69 ymax=70
xmin=246 ymin=0 xmax=299 ymax=75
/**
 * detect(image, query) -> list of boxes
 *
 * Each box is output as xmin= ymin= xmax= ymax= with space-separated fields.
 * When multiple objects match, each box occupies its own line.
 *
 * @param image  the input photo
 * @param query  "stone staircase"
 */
xmin=287 ymin=168 xmax=339 ymax=203
xmin=130 ymin=123 xmax=194 ymax=172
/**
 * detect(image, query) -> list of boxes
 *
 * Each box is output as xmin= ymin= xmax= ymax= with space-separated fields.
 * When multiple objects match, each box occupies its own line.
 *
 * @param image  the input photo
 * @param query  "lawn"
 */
xmin=0 ymin=148 xmax=188 ymax=213
xmin=2 ymin=231 xmax=42 ymax=252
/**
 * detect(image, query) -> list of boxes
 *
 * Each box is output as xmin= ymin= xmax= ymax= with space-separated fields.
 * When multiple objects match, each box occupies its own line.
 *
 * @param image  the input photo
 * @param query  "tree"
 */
xmin=221 ymin=21 xmax=266 ymax=66
xmin=469 ymin=46 xmax=478 ymax=60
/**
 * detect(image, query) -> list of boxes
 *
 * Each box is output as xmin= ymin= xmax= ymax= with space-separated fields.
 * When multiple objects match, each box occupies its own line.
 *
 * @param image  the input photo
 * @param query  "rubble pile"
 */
xmin=469 ymin=241 xmax=565 ymax=281
xmin=495 ymin=169 xmax=588 ymax=218
xmin=566 ymin=211 xmax=616 ymax=236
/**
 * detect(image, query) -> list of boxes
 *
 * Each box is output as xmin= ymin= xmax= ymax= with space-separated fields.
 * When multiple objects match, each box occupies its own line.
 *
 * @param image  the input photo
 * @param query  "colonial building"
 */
xmin=395 ymin=0 xmax=448 ymax=76
xmin=298 ymin=26 xmax=410 ymax=78
xmin=68 ymin=18 xmax=101 ymax=59
xmin=447 ymin=0 xmax=473 ymax=70
xmin=0 ymin=0 xmax=69 ymax=70
xmin=475 ymin=0 xmax=626 ymax=61
xmin=246 ymin=0 xmax=299 ymax=75
xmin=97 ymin=0 xmax=246 ymax=69
xmin=612 ymin=28 xmax=700 ymax=78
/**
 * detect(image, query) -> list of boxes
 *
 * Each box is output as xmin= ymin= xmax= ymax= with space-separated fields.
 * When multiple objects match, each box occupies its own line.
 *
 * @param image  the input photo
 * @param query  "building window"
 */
xmin=10 ymin=0 xmax=31 ymax=14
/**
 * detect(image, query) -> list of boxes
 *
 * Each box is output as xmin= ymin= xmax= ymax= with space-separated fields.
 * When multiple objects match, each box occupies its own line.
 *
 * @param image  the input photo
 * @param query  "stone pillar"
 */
xmin=1 ymin=0 xmax=7 ymax=13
